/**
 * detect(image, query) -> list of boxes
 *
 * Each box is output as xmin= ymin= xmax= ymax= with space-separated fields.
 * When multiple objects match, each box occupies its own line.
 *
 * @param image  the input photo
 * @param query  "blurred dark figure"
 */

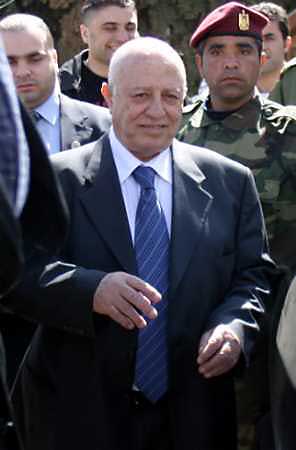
xmin=0 ymin=25 xmax=68 ymax=450
xmin=0 ymin=12 xmax=110 ymax=384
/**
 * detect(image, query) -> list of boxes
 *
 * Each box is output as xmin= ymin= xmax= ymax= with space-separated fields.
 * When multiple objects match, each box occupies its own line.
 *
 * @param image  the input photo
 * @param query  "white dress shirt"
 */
xmin=109 ymin=127 xmax=173 ymax=242
xmin=34 ymin=80 xmax=61 ymax=155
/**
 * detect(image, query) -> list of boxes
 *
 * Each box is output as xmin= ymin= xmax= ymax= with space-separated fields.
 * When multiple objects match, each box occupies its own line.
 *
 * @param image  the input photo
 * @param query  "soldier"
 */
xmin=178 ymin=2 xmax=296 ymax=449
xmin=270 ymin=56 xmax=296 ymax=105
xmin=252 ymin=2 xmax=291 ymax=98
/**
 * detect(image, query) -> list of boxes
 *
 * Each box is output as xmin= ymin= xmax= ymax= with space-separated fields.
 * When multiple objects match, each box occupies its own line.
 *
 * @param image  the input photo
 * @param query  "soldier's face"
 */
xmin=196 ymin=35 xmax=261 ymax=111
xmin=2 ymin=29 xmax=58 ymax=110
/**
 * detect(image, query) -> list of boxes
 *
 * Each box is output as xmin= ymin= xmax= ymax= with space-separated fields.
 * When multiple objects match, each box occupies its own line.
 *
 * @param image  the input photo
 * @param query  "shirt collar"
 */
xmin=109 ymin=127 xmax=172 ymax=185
xmin=35 ymin=79 xmax=60 ymax=125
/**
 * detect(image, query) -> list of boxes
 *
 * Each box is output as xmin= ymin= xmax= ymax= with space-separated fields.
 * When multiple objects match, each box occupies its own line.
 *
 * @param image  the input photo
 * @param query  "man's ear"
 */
xmin=51 ymin=49 xmax=58 ymax=66
xmin=80 ymin=24 xmax=89 ymax=45
xmin=195 ymin=53 xmax=204 ymax=78
xmin=101 ymin=82 xmax=112 ymax=109
xmin=284 ymin=35 xmax=292 ymax=56
xmin=260 ymin=50 xmax=268 ymax=68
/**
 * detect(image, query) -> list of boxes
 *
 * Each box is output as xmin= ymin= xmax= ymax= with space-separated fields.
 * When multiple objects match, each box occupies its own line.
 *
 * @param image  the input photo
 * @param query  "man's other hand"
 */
xmin=197 ymin=324 xmax=241 ymax=378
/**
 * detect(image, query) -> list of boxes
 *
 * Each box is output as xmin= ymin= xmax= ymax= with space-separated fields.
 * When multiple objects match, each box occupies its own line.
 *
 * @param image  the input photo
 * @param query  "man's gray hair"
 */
xmin=108 ymin=37 xmax=188 ymax=99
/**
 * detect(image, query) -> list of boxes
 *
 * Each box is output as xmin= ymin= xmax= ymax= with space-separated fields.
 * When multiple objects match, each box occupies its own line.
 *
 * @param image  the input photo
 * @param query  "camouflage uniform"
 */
xmin=178 ymin=94 xmax=296 ymax=450
xmin=270 ymin=57 xmax=296 ymax=106
xmin=179 ymin=94 xmax=296 ymax=269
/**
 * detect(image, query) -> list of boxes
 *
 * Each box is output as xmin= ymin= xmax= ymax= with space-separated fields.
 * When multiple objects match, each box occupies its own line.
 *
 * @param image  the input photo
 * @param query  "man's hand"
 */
xmin=93 ymin=272 xmax=161 ymax=330
xmin=197 ymin=324 xmax=241 ymax=378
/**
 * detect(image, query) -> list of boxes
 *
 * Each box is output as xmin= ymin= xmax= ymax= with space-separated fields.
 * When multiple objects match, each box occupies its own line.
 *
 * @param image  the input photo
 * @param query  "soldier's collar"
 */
xmin=192 ymin=95 xmax=262 ymax=130
xmin=204 ymin=97 xmax=238 ymax=121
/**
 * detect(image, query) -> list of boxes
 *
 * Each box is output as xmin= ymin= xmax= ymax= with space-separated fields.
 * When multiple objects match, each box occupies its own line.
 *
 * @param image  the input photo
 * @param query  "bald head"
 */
xmin=108 ymin=37 xmax=187 ymax=98
xmin=102 ymin=37 xmax=187 ymax=161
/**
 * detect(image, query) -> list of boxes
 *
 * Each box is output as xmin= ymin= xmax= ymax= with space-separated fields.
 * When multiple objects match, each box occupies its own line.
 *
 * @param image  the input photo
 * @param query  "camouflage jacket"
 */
xmin=269 ymin=57 xmax=296 ymax=106
xmin=178 ymin=95 xmax=296 ymax=270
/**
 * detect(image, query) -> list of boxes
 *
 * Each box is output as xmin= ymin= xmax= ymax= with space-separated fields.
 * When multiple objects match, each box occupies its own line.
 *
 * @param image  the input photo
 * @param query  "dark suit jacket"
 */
xmin=0 ymin=105 xmax=68 ymax=450
xmin=59 ymin=94 xmax=111 ymax=150
xmin=10 ymin=135 xmax=274 ymax=450
xmin=0 ymin=184 xmax=23 ymax=450
xmin=270 ymin=275 xmax=296 ymax=450
xmin=0 ymin=179 xmax=23 ymax=298
xmin=0 ymin=101 xmax=70 ymax=386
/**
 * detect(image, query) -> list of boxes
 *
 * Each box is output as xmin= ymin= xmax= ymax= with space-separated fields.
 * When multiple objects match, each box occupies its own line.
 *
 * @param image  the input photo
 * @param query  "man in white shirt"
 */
xmin=0 ymin=13 xmax=111 ymax=154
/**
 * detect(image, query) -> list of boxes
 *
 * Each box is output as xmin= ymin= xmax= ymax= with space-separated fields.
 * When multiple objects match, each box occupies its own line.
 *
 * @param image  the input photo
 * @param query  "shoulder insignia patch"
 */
xmin=263 ymin=105 xmax=296 ymax=134
xmin=182 ymin=100 xmax=203 ymax=114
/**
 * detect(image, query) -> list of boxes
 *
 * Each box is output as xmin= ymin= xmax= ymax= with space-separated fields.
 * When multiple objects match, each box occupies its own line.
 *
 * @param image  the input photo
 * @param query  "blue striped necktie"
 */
xmin=133 ymin=165 xmax=169 ymax=403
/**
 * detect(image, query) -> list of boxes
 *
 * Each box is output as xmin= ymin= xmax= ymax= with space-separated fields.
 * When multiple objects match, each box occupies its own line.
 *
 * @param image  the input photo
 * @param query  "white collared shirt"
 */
xmin=109 ymin=127 xmax=173 ymax=242
xmin=34 ymin=80 xmax=61 ymax=154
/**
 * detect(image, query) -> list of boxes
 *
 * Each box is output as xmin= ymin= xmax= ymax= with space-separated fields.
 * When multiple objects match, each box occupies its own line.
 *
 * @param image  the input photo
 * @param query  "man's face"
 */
xmin=196 ymin=35 xmax=261 ymax=111
xmin=103 ymin=54 xmax=184 ymax=161
xmin=261 ymin=20 xmax=290 ymax=75
xmin=2 ymin=29 xmax=58 ymax=110
xmin=80 ymin=5 xmax=138 ymax=67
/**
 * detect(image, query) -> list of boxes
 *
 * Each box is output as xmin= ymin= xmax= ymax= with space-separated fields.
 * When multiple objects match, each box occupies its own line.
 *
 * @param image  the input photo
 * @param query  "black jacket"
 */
xmin=60 ymin=50 xmax=88 ymax=101
xmin=60 ymin=50 xmax=107 ymax=106
xmin=0 ymin=104 xmax=69 ymax=450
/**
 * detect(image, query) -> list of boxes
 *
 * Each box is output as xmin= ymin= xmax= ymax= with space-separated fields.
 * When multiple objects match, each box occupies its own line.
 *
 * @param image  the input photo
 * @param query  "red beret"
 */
xmin=190 ymin=1 xmax=269 ymax=48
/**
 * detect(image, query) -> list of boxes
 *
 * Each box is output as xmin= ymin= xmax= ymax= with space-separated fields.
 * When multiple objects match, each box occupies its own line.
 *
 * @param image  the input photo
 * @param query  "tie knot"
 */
xmin=31 ymin=110 xmax=42 ymax=123
xmin=133 ymin=166 xmax=155 ymax=190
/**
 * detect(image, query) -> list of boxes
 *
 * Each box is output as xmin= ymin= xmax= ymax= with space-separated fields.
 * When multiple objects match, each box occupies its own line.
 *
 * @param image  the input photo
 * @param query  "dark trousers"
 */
xmin=255 ymin=412 xmax=275 ymax=450
xmin=130 ymin=391 xmax=172 ymax=450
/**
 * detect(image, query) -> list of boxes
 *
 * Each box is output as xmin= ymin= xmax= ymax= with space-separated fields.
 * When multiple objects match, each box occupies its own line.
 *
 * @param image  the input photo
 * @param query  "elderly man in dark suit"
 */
xmin=0 ymin=13 xmax=111 ymax=154
xmin=6 ymin=37 xmax=275 ymax=450
xmin=0 ymin=30 xmax=67 ymax=449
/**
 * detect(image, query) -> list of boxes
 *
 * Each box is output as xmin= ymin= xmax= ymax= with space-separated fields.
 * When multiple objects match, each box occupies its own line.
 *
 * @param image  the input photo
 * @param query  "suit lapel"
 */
xmin=79 ymin=135 xmax=136 ymax=274
xmin=60 ymin=95 xmax=93 ymax=150
xmin=170 ymin=140 xmax=213 ymax=296
xmin=78 ymin=137 xmax=213 ymax=285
